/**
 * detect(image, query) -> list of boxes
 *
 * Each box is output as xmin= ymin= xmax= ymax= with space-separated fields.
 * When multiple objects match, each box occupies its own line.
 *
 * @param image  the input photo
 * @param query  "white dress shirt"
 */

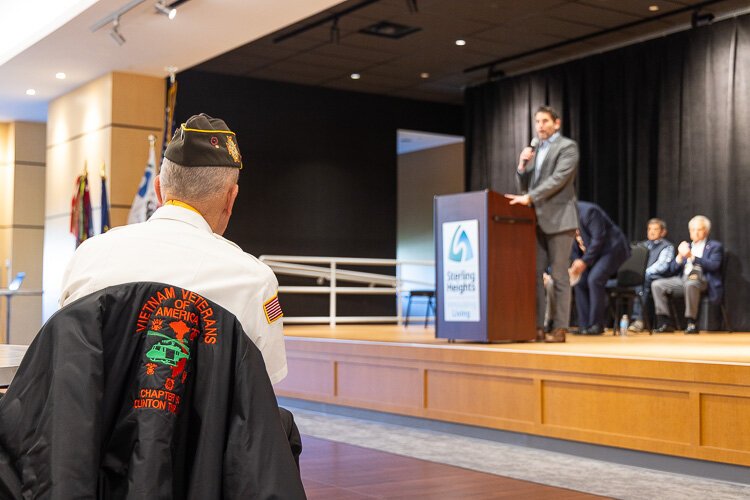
xmin=684 ymin=239 xmax=706 ymax=278
xmin=60 ymin=204 xmax=288 ymax=384
xmin=533 ymin=131 xmax=561 ymax=183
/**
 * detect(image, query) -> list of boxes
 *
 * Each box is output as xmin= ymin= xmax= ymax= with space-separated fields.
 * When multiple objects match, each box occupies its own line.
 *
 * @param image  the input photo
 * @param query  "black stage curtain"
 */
xmin=466 ymin=15 xmax=750 ymax=329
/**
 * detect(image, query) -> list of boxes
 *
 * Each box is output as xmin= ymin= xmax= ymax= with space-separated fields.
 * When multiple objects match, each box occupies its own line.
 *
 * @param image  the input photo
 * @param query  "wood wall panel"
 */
xmin=277 ymin=335 xmax=750 ymax=466
xmin=426 ymin=370 xmax=535 ymax=423
xmin=336 ymin=361 xmax=421 ymax=409
xmin=278 ymin=356 xmax=334 ymax=398
xmin=110 ymin=73 xmax=167 ymax=129
xmin=542 ymin=381 xmax=691 ymax=444
xmin=110 ymin=127 xmax=163 ymax=207
xmin=47 ymin=74 xmax=113 ymax=146
xmin=43 ymin=71 xmax=165 ymax=325
xmin=0 ymin=122 xmax=46 ymax=344
xmin=700 ymin=394 xmax=750 ymax=452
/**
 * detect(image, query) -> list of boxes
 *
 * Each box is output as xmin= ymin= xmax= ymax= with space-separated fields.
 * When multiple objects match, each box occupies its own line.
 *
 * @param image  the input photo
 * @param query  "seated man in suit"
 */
xmin=628 ymin=218 xmax=675 ymax=332
xmin=651 ymin=215 xmax=723 ymax=334
xmin=569 ymin=201 xmax=630 ymax=335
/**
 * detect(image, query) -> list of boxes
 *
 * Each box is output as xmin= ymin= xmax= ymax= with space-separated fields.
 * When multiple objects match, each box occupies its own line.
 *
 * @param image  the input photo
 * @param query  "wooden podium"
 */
xmin=434 ymin=190 xmax=536 ymax=342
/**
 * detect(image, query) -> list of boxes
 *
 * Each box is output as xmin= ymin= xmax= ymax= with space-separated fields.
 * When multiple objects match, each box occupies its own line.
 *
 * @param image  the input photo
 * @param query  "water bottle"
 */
xmin=619 ymin=314 xmax=629 ymax=336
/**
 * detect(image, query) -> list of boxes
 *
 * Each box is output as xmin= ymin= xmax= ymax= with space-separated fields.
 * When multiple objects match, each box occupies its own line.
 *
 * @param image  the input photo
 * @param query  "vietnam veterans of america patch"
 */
xmin=263 ymin=295 xmax=283 ymax=324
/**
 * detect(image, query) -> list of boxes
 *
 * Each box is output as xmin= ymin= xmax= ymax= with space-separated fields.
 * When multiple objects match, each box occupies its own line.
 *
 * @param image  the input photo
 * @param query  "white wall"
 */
xmin=397 ymin=141 xmax=465 ymax=295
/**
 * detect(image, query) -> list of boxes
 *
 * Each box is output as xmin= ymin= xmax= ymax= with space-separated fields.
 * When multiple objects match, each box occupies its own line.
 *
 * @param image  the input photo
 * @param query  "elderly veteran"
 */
xmin=60 ymin=113 xmax=287 ymax=384
xmin=59 ymin=113 xmax=302 ymax=464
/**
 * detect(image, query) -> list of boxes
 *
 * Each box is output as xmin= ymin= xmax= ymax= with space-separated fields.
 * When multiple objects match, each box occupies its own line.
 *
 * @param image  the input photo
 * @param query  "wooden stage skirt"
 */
xmin=277 ymin=325 xmax=750 ymax=467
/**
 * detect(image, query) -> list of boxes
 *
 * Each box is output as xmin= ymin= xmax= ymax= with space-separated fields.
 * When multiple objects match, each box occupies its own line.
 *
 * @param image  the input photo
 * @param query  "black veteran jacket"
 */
xmin=0 ymin=282 xmax=306 ymax=499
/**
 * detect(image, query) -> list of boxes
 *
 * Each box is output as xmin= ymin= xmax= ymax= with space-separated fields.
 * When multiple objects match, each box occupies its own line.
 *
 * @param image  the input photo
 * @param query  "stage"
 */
xmin=277 ymin=325 xmax=750 ymax=467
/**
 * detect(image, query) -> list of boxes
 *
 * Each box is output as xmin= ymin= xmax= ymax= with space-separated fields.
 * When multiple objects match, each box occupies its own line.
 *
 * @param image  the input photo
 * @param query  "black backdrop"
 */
xmin=466 ymin=14 xmax=750 ymax=329
xmin=173 ymin=71 xmax=462 ymax=317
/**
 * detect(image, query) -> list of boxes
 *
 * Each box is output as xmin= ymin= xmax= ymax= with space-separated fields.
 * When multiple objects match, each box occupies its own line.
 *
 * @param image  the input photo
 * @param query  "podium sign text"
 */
xmin=435 ymin=190 xmax=536 ymax=342
xmin=441 ymin=219 xmax=481 ymax=322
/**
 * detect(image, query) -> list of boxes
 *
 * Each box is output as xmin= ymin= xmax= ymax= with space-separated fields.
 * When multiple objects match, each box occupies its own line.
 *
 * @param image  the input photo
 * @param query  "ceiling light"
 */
xmin=360 ymin=21 xmax=421 ymax=39
xmin=155 ymin=1 xmax=176 ymax=20
xmin=55 ymin=72 xmax=66 ymax=80
xmin=350 ymin=73 xmax=361 ymax=80
xmin=25 ymin=89 xmax=36 ymax=96
xmin=330 ymin=17 xmax=340 ymax=44
xmin=420 ymin=72 xmax=430 ymax=79
xmin=691 ymin=10 xmax=715 ymax=28
xmin=455 ymin=39 xmax=466 ymax=46
xmin=649 ymin=5 xmax=659 ymax=12
xmin=109 ymin=17 xmax=125 ymax=46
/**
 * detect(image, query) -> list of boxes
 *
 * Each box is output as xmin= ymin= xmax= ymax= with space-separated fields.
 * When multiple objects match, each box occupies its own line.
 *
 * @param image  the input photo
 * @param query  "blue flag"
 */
xmin=127 ymin=137 xmax=159 ymax=224
xmin=100 ymin=172 xmax=110 ymax=233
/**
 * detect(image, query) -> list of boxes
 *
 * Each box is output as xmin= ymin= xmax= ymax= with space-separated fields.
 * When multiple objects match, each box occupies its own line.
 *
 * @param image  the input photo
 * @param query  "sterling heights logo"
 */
xmin=448 ymin=226 xmax=473 ymax=262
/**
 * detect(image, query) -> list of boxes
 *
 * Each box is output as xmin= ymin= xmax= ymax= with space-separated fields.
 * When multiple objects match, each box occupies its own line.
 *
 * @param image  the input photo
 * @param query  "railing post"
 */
xmin=396 ymin=261 xmax=403 ymax=325
xmin=329 ymin=261 xmax=337 ymax=327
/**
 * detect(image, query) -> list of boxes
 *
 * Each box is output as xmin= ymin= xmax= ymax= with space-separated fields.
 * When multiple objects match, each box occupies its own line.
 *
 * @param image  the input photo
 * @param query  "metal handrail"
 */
xmin=259 ymin=255 xmax=434 ymax=326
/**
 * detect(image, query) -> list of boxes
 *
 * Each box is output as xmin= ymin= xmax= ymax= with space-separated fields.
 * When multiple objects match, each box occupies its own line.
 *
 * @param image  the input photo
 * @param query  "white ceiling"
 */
xmin=3 ymin=0 xmax=750 ymax=122
xmin=0 ymin=0 xmax=344 ymax=122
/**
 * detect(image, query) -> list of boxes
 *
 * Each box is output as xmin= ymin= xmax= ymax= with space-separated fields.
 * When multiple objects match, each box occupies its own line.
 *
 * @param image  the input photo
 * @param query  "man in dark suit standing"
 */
xmin=506 ymin=105 xmax=579 ymax=343
xmin=651 ymin=215 xmax=723 ymax=334
xmin=569 ymin=201 xmax=630 ymax=335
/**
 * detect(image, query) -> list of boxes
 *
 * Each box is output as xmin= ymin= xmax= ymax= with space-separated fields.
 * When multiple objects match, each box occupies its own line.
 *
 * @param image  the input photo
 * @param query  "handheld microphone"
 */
xmin=522 ymin=138 xmax=539 ymax=167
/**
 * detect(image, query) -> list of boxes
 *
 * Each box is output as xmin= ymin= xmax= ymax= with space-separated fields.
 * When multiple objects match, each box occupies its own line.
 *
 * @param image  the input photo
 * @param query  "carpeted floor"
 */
xmin=288 ymin=405 xmax=750 ymax=500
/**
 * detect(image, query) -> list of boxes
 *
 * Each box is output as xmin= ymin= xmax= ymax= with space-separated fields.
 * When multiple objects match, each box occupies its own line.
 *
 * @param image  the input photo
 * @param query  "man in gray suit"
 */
xmin=506 ymin=106 xmax=579 ymax=343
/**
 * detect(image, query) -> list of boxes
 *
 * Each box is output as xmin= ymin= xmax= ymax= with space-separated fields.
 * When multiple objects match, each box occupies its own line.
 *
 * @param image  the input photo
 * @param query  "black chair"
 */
xmin=404 ymin=290 xmax=435 ymax=327
xmin=667 ymin=252 xmax=732 ymax=332
xmin=606 ymin=245 xmax=649 ymax=330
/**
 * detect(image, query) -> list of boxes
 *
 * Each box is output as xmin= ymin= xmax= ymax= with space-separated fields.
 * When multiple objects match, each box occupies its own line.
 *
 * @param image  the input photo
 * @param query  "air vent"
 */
xmin=359 ymin=21 xmax=421 ymax=39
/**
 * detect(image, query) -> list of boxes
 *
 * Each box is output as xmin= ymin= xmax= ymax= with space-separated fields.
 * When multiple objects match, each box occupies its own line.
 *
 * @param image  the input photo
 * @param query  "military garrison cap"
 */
xmin=165 ymin=113 xmax=243 ymax=169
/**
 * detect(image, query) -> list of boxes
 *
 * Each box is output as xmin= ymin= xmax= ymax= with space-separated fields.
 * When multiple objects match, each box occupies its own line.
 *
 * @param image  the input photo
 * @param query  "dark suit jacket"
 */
xmin=0 ymin=282 xmax=305 ymax=499
xmin=516 ymin=134 xmax=579 ymax=234
xmin=668 ymin=239 xmax=724 ymax=303
xmin=571 ymin=201 xmax=630 ymax=267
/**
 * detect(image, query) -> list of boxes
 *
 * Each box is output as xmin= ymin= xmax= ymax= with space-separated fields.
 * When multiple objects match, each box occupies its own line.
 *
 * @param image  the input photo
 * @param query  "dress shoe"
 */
xmin=628 ymin=320 xmax=644 ymax=333
xmin=536 ymin=328 xmax=545 ymax=342
xmin=653 ymin=324 xmax=675 ymax=333
xmin=685 ymin=322 xmax=699 ymax=334
xmin=583 ymin=324 xmax=604 ymax=335
xmin=545 ymin=328 xmax=566 ymax=343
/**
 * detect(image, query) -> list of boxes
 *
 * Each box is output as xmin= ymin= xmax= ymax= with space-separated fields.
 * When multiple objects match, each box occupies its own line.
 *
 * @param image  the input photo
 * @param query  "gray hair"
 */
xmin=647 ymin=218 xmax=667 ymax=231
xmin=689 ymin=215 xmax=711 ymax=233
xmin=159 ymin=157 xmax=239 ymax=202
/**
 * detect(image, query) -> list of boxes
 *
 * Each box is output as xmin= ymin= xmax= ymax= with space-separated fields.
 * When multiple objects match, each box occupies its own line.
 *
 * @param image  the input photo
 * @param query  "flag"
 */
xmin=127 ymin=138 xmax=159 ymax=224
xmin=70 ymin=167 xmax=93 ymax=247
xmin=100 ymin=168 xmax=110 ymax=233
xmin=162 ymin=74 xmax=178 ymax=156
xmin=263 ymin=295 xmax=283 ymax=324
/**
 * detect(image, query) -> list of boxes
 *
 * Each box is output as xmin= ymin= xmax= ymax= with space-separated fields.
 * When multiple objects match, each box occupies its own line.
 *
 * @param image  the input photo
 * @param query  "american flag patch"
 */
xmin=263 ymin=295 xmax=283 ymax=324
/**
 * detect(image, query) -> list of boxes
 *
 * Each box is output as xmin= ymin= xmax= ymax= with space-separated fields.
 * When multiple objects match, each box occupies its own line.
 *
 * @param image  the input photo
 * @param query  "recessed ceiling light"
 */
xmin=455 ymin=39 xmax=466 ymax=46
xmin=360 ymin=21 xmax=420 ymax=39
xmin=25 ymin=89 xmax=36 ymax=96
xmin=55 ymin=72 xmax=66 ymax=80
xmin=649 ymin=5 xmax=659 ymax=12
xmin=420 ymin=72 xmax=430 ymax=79
xmin=350 ymin=73 xmax=361 ymax=80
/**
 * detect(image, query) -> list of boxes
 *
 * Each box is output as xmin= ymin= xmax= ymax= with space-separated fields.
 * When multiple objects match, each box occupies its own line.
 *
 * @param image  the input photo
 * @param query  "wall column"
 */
xmin=43 ymin=71 xmax=165 ymax=326
xmin=0 ymin=122 xmax=46 ymax=344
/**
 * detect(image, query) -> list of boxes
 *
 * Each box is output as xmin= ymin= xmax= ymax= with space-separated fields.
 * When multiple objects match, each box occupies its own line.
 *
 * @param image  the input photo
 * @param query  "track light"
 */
xmin=330 ymin=16 xmax=340 ymax=44
xmin=110 ymin=17 xmax=125 ymax=46
xmin=155 ymin=1 xmax=177 ymax=20
xmin=691 ymin=10 xmax=714 ymax=28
